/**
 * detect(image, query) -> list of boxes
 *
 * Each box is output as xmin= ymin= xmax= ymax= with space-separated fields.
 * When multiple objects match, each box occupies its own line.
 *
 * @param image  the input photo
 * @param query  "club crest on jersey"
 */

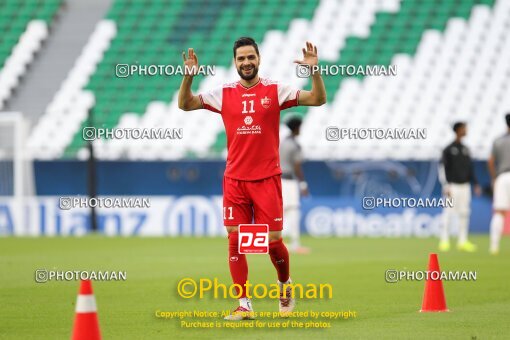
xmin=261 ymin=96 xmax=271 ymax=109
xmin=244 ymin=116 xmax=253 ymax=125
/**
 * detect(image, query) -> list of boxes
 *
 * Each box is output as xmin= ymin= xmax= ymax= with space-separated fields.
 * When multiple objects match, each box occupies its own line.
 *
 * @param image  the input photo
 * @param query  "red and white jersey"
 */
xmin=199 ymin=78 xmax=300 ymax=181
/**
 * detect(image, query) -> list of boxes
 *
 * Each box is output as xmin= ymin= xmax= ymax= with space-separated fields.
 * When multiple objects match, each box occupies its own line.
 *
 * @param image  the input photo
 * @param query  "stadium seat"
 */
xmin=0 ymin=0 xmax=62 ymax=109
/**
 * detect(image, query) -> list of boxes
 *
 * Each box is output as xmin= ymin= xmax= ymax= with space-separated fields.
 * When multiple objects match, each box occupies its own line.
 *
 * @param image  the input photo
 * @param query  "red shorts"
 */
xmin=222 ymin=174 xmax=283 ymax=231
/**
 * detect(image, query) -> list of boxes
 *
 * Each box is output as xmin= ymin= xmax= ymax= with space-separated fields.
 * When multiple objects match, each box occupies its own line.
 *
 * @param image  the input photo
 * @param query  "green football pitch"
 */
xmin=1 ymin=235 xmax=509 ymax=339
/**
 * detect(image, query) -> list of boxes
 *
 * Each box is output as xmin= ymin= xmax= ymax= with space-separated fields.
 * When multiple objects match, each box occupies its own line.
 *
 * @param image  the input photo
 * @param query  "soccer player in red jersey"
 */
xmin=178 ymin=37 xmax=326 ymax=320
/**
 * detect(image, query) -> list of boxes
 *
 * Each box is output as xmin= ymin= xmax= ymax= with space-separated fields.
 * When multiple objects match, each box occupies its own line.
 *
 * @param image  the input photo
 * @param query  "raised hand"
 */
xmin=294 ymin=41 xmax=318 ymax=67
xmin=182 ymin=48 xmax=199 ymax=76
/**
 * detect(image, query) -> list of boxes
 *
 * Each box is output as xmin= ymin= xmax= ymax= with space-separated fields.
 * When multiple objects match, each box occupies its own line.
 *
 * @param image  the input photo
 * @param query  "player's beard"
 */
xmin=237 ymin=64 xmax=258 ymax=81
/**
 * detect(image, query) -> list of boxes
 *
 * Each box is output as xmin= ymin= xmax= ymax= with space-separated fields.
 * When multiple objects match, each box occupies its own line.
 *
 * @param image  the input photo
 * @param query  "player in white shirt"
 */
xmin=280 ymin=116 xmax=310 ymax=254
xmin=488 ymin=114 xmax=510 ymax=254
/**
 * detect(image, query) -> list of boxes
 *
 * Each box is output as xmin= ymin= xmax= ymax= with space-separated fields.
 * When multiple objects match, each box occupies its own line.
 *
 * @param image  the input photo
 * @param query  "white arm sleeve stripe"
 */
xmin=200 ymin=87 xmax=223 ymax=113
xmin=277 ymin=82 xmax=299 ymax=107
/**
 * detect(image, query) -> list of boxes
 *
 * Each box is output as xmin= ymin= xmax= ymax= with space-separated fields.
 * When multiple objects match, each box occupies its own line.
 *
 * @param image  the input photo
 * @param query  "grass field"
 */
xmin=1 ymin=235 xmax=509 ymax=339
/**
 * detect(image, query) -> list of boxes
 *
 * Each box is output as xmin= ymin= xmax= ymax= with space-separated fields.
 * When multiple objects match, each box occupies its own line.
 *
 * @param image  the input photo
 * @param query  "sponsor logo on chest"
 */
xmin=237 ymin=125 xmax=262 ymax=135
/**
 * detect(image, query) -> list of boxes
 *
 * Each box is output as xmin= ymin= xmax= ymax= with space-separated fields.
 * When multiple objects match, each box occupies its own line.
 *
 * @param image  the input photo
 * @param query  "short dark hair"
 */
xmin=286 ymin=117 xmax=302 ymax=132
xmin=452 ymin=121 xmax=466 ymax=133
xmin=506 ymin=113 xmax=510 ymax=128
xmin=233 ymin=37 xmax=259 ymax=58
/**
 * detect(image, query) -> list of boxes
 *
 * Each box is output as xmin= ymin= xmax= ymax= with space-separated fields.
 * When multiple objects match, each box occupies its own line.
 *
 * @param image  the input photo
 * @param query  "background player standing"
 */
xmin=438 ymin=122 xmax=481 ymax=252
xmin=280 ymin=116 xmax=310 ymax=254
xmin=178 ymin=37 xmax=326 ymax=319
xmin=488 ymin=114 xmax=510 ymax=254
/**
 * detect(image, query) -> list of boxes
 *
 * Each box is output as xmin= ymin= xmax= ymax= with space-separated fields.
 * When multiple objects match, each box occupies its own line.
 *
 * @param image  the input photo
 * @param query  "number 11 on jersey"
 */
xmin=241 ymin=100 xmax=255 ymax=114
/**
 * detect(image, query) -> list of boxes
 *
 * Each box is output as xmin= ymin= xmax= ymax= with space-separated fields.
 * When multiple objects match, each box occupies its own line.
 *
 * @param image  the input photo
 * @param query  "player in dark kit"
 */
xmin=178 ymin=37 xmax=326 ymax=320
xmin=438 ymin=122 xmax=481 ymax=252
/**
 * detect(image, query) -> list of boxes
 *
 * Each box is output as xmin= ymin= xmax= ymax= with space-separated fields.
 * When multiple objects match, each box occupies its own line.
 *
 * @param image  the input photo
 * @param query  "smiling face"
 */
xmin=234 ymin=45 xmax=260 ymax=81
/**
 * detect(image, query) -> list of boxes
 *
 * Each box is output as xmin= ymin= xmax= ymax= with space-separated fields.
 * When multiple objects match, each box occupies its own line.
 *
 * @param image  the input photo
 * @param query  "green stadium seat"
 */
xmin=0 ymin=1 xmax=61 ymax=67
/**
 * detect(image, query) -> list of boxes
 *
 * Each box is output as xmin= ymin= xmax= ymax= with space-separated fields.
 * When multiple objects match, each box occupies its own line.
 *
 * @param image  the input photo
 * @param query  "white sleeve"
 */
xmin=199 ymin=87 xmax=222 ymax=113
xmin=277 ymin=83 xmax=300 ymax=109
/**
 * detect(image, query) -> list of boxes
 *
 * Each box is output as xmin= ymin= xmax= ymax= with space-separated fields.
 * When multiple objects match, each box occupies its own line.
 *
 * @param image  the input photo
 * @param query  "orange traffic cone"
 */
xmin=71 ymin=280 xmax=101 ymax=340
xmin=420 ymin=253 xmax=449 ymax=312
